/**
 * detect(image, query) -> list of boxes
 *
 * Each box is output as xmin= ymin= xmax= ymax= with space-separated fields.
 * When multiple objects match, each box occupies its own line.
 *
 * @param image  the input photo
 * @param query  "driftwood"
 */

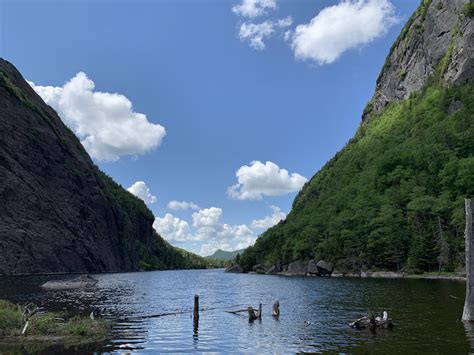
xmin=225 ymin=308 xmax=249 ymax=314
xmin=19 ymin=303 xmax=39 ymax=336
xmin=272 ymin=301 xmax=280 ymax=317
xmin=349 ymin=311 xmax=393 ymax=330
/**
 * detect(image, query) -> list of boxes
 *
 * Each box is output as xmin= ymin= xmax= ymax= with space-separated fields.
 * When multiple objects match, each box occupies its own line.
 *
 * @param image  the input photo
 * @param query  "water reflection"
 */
xmin=0 ymin=270 xmax=470 ymax=353
xmin=464 ymin=321 xmax=474 ymax=353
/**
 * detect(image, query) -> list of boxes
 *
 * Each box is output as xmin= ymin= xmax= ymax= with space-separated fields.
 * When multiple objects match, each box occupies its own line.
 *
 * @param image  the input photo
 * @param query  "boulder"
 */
xmin=307 ymin=260 xmax=319 ymax=275
xmin=266 ymin=262 xmax=282 ymax=275
xmin=225 ymin=264 xmax=243 ymax=273
xmin=252 ymin=264 xmax=262 ymax=271
xmin=287 ymin=260 xmax=307 ymax=275
xmin=316 ymin=260 xmax=333 ymax=276
xmin=41 ymin=275 xmax=98 ymax=290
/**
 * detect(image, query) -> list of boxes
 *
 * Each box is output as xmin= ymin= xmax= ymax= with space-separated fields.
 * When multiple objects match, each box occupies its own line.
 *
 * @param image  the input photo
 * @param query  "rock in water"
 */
xmin=0 ymin=59 xmax=202 ymax=274
xmin=288 ymin=261 xmax=307 ymax=275
xmin=316 ymin=260 xmax=333 ymax=276
xmin=225 ymin=264 xmax=244 ymax=273
xmin=41 ymin=275 xmax=98 ymax=290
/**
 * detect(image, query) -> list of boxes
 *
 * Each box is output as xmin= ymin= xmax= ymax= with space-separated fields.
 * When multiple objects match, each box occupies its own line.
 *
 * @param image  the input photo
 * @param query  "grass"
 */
xmin=0 ymin=300 xmax=109 ymax=342
xmin=462 ymin=0 xmax=474 ymax=17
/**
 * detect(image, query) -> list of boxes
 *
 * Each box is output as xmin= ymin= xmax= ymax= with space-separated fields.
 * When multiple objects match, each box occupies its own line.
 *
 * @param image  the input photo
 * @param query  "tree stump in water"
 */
xmin=463 ymin=199 xmax=473 ymax=321
xmin=349 ymin=311 xmax=393 ymax=330
xmin=272 ymin=301 xmax=280 ymax=317
xmin=248 ymin=307 xmax=258 ymax=321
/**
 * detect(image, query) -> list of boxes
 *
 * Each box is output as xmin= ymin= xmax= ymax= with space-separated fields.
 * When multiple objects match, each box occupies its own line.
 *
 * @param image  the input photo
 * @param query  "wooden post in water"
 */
xmin=258 ymin=303 xmax=262 ymax=319
xmin=463 ymin=199 xmax=473 ymax=321
xmin=194 ymin=295 xmax=199 ymax=321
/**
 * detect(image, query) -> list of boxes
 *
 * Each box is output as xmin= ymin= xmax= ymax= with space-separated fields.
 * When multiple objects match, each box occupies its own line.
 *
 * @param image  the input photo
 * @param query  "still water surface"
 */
xmin=0 ymin=269 xmax=471 ymax=353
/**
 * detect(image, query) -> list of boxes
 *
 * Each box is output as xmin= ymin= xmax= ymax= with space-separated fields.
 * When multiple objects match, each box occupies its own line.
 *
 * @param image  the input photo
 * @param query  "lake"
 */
xmin=0 ymin=269 xmax=471 ymax=353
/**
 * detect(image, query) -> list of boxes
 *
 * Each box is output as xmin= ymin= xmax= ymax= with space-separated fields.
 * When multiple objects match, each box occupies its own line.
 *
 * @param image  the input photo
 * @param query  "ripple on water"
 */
xmin=0 ymin=270 xmax=470 ymax=353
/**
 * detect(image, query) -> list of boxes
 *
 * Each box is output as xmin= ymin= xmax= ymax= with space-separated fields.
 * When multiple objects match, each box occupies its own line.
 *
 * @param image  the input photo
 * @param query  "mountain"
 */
xmin=206 ymin=249 xmax=246 ymax=261
xmin=239 ymin=0 xmax=474 ymax=273
xmin=0 ymin=59 xmax=208 ymax=274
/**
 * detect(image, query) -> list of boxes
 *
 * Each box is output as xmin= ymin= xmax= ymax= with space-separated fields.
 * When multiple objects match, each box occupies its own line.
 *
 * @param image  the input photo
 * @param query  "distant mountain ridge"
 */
xmin=206 ymin=249 xmax=245 ymax=261
xmin=239 ymin=0 xmax=474 ymax=273
xmin=0 ymin=58 xmax=207 ymax=274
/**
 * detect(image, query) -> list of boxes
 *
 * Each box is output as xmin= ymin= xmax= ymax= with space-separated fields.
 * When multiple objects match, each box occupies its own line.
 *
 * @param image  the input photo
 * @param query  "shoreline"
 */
xmin=246 ymin=270 xmax=466 ymax=281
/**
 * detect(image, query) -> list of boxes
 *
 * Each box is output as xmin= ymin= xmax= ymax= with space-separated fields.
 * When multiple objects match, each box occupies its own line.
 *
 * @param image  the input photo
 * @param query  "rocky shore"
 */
xmin=225 ymin=260 xmax=466 ymax=281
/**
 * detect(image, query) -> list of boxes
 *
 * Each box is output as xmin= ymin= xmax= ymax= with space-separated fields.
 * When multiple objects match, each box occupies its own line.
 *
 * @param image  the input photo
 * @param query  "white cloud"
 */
xmin=290 ymin=0 xmax=397 ymax=65
xmin=192 ymin=207 xmax=223 ymax=228
xmin=153 ymin=213 xmax=194 ymax=242
xmin=239 ymin=17 xmax=292 ymax=50
xmin=127 ymin=181 xmax=157 ymax=205
xmin=232 ymin=0 xmax=277 ymax=18
xmin=167 ymin=200 xmax=200 ymax=211
xmin=154 ymin=206 xmax=257 ymax=256
xmin=29 ymin=72 xmax=166 ymax=161
xmin=251 ymin=205 xmax=286 ymax=229
xmin=228 ymin=160 xmax=307 ymax=200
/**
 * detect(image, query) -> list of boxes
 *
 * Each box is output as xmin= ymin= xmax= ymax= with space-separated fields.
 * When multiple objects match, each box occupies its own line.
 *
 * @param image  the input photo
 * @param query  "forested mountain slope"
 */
xmin=240 ymin=0 xmax=474 ymax=273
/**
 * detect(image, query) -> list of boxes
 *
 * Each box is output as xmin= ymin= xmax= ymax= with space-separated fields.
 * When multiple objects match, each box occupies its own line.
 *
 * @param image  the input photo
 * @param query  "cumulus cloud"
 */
xmin=228 ymin=160 xmax=307 ymax=200
xmin=153 ymin=213 xmax=194 ymax=242
xmin=239 ymin=17 xmax=292 ymax=50
xmin=127 ymin=181 xmax=157 ymax=204
xmin=232 ymin=0 xmax=277 ymax=18
xmin=251 ymin=205 xmax=286 ymax=229
xmin=29 ymin=72 xmax=166 ymax=161
xmin=167 ymin=200 xmax=200 ymax=211
xmin=154 ymin=207 xmax=257 ymax=256
xmin=192 ymin=207 xmax=223 ymax=228
xmin=290 ymin=0 xmax=398 ymax=64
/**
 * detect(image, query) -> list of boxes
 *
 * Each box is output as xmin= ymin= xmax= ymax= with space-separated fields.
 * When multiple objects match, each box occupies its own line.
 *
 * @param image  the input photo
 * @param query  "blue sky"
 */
xmin=1 ymin=0 xmax=419 ymax=256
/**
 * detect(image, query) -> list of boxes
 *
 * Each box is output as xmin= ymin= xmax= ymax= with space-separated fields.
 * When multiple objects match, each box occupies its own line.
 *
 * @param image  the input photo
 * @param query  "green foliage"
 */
xmin=99 ymin=171 xmax=212 ymax=270
xmin=462 ymin=0 xmax=474 ymax=17
xmin=240 ymin=82 xmax=474 ymax=273
xmin=0 ymin=300 xmax=21 ymax=334
xmin=0 ymin=300 xmax=108 ymax=340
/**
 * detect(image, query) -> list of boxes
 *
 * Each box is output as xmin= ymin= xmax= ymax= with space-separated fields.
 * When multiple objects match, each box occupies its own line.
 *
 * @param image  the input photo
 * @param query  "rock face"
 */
xmin=307 ymin=260 xmax=319 ymax=275
xmin=287 ymin=260 xmax=307 ymax=275
xmin=225 ymin=264 xmax=244 ymax=273
xmin=0 ymin=59 xmax=197 ymax=275
xmin=363 ymin=0 xmax=473 ymax=120
xmin=266 ymin=261 xmax=282 ymax=275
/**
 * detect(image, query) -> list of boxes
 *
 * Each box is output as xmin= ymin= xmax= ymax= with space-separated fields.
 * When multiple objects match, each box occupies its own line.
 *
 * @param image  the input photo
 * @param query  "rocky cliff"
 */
xmin=239 ymin=0 xmax=474 ymax=273
xmin=0 ymin=59 xmax=205 ymax=274
xmin=363 ymin=0 xmax=473 ymax=119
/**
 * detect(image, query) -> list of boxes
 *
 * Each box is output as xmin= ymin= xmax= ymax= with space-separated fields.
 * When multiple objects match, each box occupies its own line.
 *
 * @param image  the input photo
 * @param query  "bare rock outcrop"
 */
xmin=363 ymin=0 xmax=473 ymax=120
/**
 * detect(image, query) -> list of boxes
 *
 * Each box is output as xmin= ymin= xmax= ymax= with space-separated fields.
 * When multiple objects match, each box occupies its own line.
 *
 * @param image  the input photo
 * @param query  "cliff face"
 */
xmin=0 ymin=59 xmax=195 ymax=274
xmin=364 ymin=0 xmax=473 ymax=119
xmin=239 ymin=0 xmax=474 ymax=272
